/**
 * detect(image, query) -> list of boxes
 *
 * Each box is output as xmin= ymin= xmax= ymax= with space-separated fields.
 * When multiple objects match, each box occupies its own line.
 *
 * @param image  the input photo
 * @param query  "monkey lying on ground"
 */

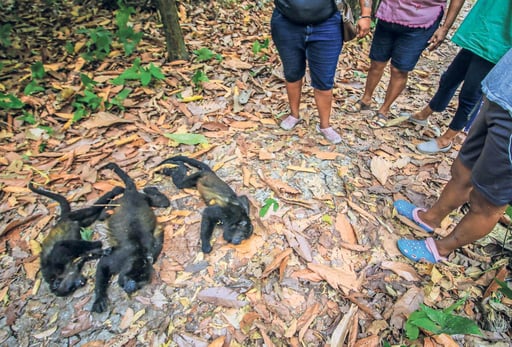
xmin=29 ymin=183 xmax=123 ymax=296
xmin=156 ymin=155 xmax=253 ymax=253
xmin=91 ymin=163 xmax=169 ymax=313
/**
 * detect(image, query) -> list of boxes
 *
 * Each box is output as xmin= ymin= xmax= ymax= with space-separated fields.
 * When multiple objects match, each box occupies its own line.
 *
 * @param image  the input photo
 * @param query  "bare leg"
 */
xmin=435 ymin=128 xmax=459 ymax=148
xmin=378 ymin=65 xmax=408 ymax=116
xmin=417 ymin=158 xmax=473 ymax=228
xmin=314 ymin=89 xmax=333 ymax=129
xmin=286 ymin=79 xmax=302 ymax=119
xmin=360 ymin=60 xmax=387 ymax=106
xmin=413 ymin=104 xmax=434 ymax=121
xmin=435 ymin=188 xmax=506 ymax=257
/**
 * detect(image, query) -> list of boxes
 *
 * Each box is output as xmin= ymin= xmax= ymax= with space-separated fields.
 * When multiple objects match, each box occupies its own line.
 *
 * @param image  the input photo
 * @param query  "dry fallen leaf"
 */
xmin=335 ymin=212 xmax=357 ymax=244
xmin=380 ymin=261 xmax=421 ymax=281
xmin=370 ymin=156 xmax=392 ymax=185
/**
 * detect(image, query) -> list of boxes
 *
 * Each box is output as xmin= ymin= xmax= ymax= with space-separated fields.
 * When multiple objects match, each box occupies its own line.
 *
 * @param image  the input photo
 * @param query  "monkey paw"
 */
xmin=201 ymin=244 xmax=213 ymax=254
xmin=91 ymin=298 xmax=108 ymax=313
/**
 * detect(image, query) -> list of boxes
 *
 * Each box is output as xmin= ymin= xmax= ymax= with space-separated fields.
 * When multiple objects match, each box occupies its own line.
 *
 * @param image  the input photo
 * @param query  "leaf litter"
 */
xmin=0 ymin=0 xmax=511 ymax=346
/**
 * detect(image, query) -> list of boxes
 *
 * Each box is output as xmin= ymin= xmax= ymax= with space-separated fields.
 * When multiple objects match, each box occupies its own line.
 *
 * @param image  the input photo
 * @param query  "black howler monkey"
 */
xmin=91 ymin=163 xmax=169 ymax=313
xmin=156 ymin=155 xmax=253 ymax=253
xmin=29 ymin=183 xmax=123 ymax=296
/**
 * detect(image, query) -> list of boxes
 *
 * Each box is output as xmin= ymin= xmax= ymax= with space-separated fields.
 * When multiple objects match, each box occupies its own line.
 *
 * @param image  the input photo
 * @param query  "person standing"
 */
xmin=409 ymin=0 xmax=512 ymax=154
xmin=394 ymin=47 xmax=512 ymax=263
xmin=354 ymin=0 xmax=465 ymax=128
xmin=272 ymin=0 xmax=372 ymax=144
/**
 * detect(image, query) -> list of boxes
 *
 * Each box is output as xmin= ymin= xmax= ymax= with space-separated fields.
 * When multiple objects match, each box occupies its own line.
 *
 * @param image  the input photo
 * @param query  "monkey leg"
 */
xmin=91 ymin=254 xmax=116 ymax=313
xmin=68 ymin=186 xmax=124 ymax=226
xmin=200 ymin=206 xmax=225 ymax=253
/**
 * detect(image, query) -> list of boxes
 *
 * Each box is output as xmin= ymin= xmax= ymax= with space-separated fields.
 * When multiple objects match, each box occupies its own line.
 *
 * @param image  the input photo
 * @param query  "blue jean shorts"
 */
xmin=271 ymin=9 xmax=342 ymax=90
xmin=458 ymin=98 xmax=512 ymax=206
xmin=369 ymin=16 xmax=441 ymax=71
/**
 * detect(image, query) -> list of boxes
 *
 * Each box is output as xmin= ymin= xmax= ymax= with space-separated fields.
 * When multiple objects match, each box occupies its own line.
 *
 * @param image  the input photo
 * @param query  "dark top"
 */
xmin=274 ymin=0 xmax=337 ymax=25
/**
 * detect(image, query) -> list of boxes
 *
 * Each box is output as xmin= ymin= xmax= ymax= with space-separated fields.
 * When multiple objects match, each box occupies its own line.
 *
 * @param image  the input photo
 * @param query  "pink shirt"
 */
xmin=376 ymin=0 xmax=446 ymax=28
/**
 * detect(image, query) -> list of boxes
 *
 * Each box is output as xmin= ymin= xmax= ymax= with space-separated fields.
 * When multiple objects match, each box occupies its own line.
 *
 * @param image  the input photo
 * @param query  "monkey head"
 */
xmin=222 ymin=216 xmax=253 ymax=245
xmin=45 ymin=260 xmax=87 ymax=296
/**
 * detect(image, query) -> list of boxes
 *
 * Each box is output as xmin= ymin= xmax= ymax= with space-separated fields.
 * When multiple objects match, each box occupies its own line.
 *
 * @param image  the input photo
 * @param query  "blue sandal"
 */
xmin=393 ymin=200 xmax=434 ymax=233
xmin=397 ymin=237 xmax=446 ymax=263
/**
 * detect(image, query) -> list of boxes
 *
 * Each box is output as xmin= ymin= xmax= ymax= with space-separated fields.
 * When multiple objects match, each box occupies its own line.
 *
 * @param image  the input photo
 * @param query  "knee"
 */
xmin=370 ymin=60 xmax=387 ymax=73
xmin=390 ymin=65 xmax=408 ymax=77
xmin=468 ymin=189 xmax=505 ymax=217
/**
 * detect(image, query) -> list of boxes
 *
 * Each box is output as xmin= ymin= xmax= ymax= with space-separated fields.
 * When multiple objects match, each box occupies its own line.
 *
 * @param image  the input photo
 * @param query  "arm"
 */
xmin=357 ymin=0 xmax=372 ymax=38
xmin=427 ymin=0 xmax=466 ymax=51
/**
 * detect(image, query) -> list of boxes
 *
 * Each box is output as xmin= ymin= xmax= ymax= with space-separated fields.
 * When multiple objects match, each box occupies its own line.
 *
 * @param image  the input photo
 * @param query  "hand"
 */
xmin=356 ymin=17 xmax=371 ymax=38
xmin=427 ymin=26 xmax=448 ymax=51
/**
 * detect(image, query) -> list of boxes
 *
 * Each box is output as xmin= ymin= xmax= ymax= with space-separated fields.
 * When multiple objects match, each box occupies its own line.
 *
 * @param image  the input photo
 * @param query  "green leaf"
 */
xmin=496 ymin=279 xmax=512 ymax=299
xmin=18 ymin=111 xmax=36 ymax=124
xmin=38 ymin=125 xmax=54 ymax=135
xmin=108 ymin=88 xmax=131 ymax=110
xmin=23 ymin=80 xmax=45 ymax=96
xmin=441 ymin=315 xmax=482 ymax=336
xmin=65 ymin=41 xmax=74 ymax=54
xmin=0 ymin=24 xmax=12 ymax=47
xmin=252 ymin=40 xmax=261 ymax=55
xmin=149 ymin=63 xmax=165 ymax=80
xmin=163 ymin=133 xmax=208 ymax=145
xmin=322 ymin=214 xmax=332 ymax=225
xmin=72 ymin=103 xmax=87 ymax=122
xmin=31 ymin=61 xmax=45 ymax=79
xmin=80 ymin=227 xmax=94 ymax=241
xmin=0 ymin=93 xmax=24 ymax=109
xmin=140 ymin=69 xmax=152 ymax=86
xmin=192 ymin=70 xmax=209 ymax=85
xmin=443 ymin=295 xmax=468 ymax=314
xmin=194 ymin=47 xmax=215 ymax=62
xmin=404 ymin=320 xmax=420 ymax=340
xmin=505 ymin=205 xmax=512 ymax=220
xmin=80 ymin=74 xmax=98 ymax=88
xmin=422 ymin=304 xmax=447 ymax=326
xmin=259 ymin=198 xmax=279 ymax=217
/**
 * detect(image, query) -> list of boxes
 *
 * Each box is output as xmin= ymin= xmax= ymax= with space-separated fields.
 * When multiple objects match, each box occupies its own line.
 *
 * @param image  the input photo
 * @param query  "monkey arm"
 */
xmin=92 ymin=252 xmax=123 ymax=313
xmin=200 ymin=205 xmax=226 ymax=253
xmin=150 ymin=226 xmax=164 ymax=262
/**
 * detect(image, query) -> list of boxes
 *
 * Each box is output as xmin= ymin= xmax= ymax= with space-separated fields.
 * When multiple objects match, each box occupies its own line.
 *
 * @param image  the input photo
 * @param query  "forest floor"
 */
xmin=0 ymin=0 xmax=511 ymax=346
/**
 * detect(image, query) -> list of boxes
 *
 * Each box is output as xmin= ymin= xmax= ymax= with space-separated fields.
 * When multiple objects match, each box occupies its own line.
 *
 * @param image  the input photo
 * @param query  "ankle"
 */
xmin=417 ymin=210 xmax=437 ymax=229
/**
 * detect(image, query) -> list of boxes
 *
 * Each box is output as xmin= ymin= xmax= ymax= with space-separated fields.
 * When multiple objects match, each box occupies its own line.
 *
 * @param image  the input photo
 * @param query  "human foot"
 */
xmin=416 ymin=139 xmax=452 ymax=154
xmin=393 ymin=200 xmax=434 ymax=233
xmin=280 ymin=115 xmax=300 ymax=130
xmin=316 ymin=125 xmax=342 ymax=144
xmin=397 ymin=237 xmax=447 ymax=263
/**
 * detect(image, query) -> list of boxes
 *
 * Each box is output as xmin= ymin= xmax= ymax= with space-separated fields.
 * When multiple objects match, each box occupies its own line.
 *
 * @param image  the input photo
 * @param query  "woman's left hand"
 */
xmin=356 ymin=17 xmax=371 ymax=38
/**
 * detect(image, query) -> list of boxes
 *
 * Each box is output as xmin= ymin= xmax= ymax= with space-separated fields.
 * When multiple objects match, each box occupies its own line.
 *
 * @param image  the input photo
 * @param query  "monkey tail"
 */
xmin=28 ymin=182 xmax=72 ymax=216
xmin=102 ymin=163 xmax=137 ymax=191
xmin=158 ymin=155 xmax=213 ymax=172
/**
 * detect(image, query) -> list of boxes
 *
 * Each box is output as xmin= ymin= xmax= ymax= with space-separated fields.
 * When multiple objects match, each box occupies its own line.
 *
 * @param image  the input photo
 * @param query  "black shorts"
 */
xmin=458 ymin=97 xmax=512 ymax=206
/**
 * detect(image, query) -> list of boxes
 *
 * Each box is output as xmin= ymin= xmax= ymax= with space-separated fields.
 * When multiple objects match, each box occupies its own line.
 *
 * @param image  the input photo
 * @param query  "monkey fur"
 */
xmin=29 ymin=183 xmax=123 ymax=297
xmin=91 ymin=163 xmax=169 ymax=313
xmin=156 ymin=155 xmax=253 ymax=253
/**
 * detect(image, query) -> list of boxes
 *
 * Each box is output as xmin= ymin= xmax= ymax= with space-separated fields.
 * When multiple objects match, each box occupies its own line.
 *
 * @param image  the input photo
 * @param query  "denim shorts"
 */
xmin=369 ymin=16 xmax=441 ymax=71
xmin=271 ymin=9 xmax=342 ymax=90
xmin=458 ymin=98 xmax=512 ymax=206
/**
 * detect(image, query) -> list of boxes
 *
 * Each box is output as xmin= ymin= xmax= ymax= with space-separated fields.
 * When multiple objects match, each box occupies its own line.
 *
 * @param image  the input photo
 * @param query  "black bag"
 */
xmin=337 ymin=0 xmax=357 ymax=42
xmin=274 ymin=0 xmax=336 ymax=25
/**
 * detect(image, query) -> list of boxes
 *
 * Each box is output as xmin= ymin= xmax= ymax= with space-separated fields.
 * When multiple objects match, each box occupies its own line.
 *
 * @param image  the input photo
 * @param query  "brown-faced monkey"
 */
xmin=156 ymin=155 xmax=253 ymax=253
xmin=28 ymin=183 xmax=123 ymax=296
xmin=91 ymin=163 xmax=169 ymax=313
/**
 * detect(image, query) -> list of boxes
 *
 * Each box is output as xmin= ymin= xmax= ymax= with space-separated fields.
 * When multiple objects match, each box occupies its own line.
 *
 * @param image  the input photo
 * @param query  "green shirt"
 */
xmin=452 ymin=0 xmax=512 ymax=64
